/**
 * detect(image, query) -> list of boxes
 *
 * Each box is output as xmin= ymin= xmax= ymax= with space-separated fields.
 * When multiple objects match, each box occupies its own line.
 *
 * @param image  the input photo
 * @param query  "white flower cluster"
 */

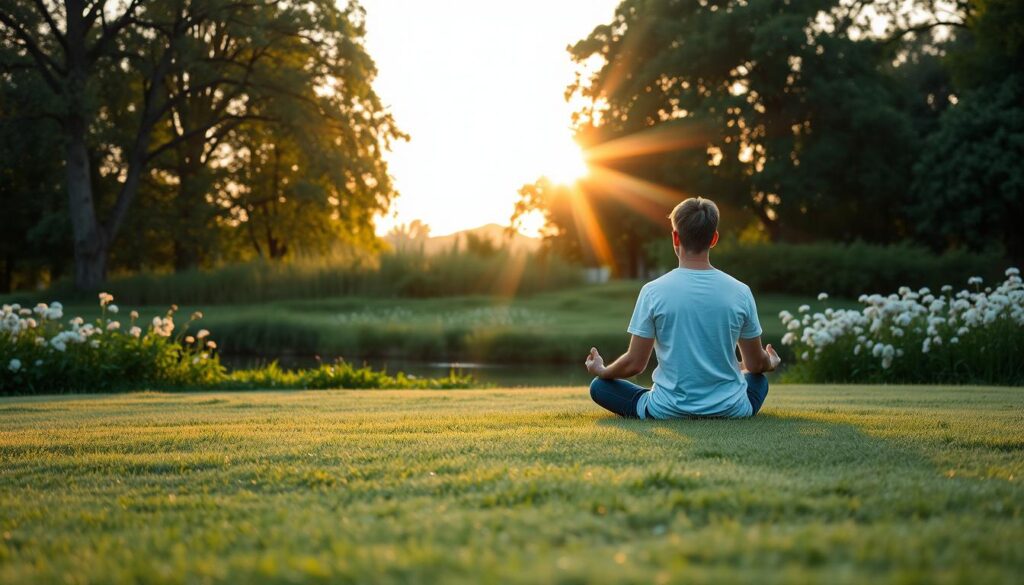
xmin=1 ymin=301 xmax=61 ymax=335
xmin=1 ymin=293 xmax=183 ymax=360
xmin=780 ymin=268 xmax=1023 ymax=370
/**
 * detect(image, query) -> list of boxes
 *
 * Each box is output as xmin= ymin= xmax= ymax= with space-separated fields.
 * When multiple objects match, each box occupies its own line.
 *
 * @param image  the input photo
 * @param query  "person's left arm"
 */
xmin=585 ymin=335 xmax=654 ymax=379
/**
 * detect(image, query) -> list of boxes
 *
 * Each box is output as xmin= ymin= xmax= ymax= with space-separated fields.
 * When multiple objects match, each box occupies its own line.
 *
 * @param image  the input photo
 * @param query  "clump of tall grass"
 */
xmin=221 ymin=361 xmax=477 ymax=390
xmin=1 ymin=294 xmax=479 ymax=395
xmin=28 ymin=248 xmax=583 ymax=306
xmin=780 ymin=268 xmax=1024 ymax=385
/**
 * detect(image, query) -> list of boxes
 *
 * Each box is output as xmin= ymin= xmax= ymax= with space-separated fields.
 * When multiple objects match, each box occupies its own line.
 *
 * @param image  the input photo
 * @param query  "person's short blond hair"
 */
xmin=670 ymin=197 xmax=719 ymax=253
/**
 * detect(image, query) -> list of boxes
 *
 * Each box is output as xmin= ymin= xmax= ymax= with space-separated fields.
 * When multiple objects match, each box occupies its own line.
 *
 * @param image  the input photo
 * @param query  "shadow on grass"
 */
xmin=596 ymin=409 xmax=934 ymax=477
xmin=591 ymin=409 xmax=1024 ymax=524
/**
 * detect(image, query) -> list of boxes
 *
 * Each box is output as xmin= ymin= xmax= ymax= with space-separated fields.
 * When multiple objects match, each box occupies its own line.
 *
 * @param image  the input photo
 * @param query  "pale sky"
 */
xmin=360 ymin=0 xmax=621 ymax=237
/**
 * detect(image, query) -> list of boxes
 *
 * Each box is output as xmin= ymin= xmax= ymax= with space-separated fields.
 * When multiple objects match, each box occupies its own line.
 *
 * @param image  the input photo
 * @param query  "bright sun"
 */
xmin=545 ymin=139 xmax=589 ymax=185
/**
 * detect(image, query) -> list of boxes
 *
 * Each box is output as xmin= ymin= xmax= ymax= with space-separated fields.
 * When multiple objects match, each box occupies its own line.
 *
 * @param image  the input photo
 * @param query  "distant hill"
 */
xmin=385 ymin=223 xmax=541 ymax=255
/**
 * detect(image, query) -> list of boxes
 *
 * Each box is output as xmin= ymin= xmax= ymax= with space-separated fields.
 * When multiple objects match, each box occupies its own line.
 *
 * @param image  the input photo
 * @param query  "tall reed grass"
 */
xmin=27 ymin=248 xmax=584 ymax=306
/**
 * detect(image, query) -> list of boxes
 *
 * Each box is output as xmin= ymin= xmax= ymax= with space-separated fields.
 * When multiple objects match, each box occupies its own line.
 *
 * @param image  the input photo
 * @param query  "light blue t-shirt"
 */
xmin=628 ymin=268 xmax=762 ymax=419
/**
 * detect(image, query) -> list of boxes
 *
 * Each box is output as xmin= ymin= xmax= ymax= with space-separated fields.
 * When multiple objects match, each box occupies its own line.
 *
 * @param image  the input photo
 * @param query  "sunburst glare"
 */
xmin=545 ymin=137 xmax=590 ymax=185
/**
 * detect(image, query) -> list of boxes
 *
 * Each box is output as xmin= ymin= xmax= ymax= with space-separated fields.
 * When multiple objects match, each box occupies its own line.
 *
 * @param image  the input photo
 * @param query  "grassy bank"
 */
xmin=36 ymin=283 xmax=844 ymax=363
xmin=1 ymin=385 xmax=1022 ymax=583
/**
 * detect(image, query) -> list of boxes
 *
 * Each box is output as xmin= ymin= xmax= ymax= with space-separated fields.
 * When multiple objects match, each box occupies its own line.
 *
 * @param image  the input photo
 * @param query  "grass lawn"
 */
xmin=46 ymin=282 xmax=851 ymax=363
xmin=1 ymin=385 xmax=1022 ymax=584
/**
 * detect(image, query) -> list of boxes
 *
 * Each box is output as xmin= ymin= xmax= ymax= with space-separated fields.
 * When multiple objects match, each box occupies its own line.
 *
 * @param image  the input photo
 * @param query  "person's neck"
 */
xmin=678 ymin=252 xmax=713 ymax=270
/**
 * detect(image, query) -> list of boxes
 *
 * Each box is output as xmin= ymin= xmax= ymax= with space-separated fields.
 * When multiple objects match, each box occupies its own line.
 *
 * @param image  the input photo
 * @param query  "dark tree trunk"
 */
xmin=65 ymin=3 xmax=108 ymax=289
xmin=66 ymin=126 xmax=108 ymax=288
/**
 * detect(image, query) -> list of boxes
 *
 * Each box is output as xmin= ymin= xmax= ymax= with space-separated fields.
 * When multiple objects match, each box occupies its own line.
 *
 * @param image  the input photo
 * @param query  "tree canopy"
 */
xmin=0 ymin=0 xmax=402 ymax=289
xmin=516 ymin=0 xmax=1020 ymax=273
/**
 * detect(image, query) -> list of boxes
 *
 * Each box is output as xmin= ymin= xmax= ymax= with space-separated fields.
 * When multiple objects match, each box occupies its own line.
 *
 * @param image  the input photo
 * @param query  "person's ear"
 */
xmin=672 ymin=230 xmax=680 ymax=248
xmin=709 ymin=231 xmax=720 ymax=248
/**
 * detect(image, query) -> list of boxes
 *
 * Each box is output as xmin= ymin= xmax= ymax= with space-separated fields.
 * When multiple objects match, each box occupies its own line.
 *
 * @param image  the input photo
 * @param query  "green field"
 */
xmin=2 ymin=386 xmax=1022 ymax=583
xmin=48 ymin=282 xmax=846 ymax=363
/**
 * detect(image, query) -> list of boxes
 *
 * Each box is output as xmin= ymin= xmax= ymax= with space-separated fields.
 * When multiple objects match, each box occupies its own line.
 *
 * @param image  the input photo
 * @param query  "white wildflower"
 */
xmin=968 ymin=276 xmax=983 ymax=286
xmin=98 ymin=292 xmax=114 ymax=306
xmin=196 ymin=329 xmax=210 ymax=339
xmin=817 ymin=292 xmax=828 ymax=301
xmin=8 ymin=358 xmax=21 ymax=372
xmin=129 ymin=326 xmax=142 ymax=338
xmin=106 ymin=321 xmax=120 ymax=331
xmin=89 ymin=339 xmax=100 ymax=349
xmin=798 ymin=305 xmax=810 ymax=314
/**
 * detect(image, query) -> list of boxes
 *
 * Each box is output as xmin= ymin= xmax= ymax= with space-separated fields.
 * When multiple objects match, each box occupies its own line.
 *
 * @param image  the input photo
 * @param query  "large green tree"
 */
xmin=140 ymin=1 xmax=400 ymax=268
xmin=0 ymin=0 xmax=399 ymax=287
xmin=517 ymin=0 xmax=970 ymax=274
xmin=909 ymin=0 xmax=1024 ymax=261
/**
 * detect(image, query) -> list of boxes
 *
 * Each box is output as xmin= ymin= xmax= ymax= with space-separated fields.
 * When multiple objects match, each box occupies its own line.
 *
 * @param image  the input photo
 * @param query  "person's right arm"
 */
xmin=738 ymin=337 xmax=781 ymax=374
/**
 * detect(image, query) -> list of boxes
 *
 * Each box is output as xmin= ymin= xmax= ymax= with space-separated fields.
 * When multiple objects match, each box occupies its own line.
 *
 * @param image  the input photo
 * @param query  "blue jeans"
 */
xmin=589 ymin=373 xmax=769 ymax=419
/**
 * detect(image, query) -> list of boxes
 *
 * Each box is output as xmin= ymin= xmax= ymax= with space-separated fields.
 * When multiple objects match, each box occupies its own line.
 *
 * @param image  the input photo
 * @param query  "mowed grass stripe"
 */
xmin=1 ymin=386 xmax=1022 ymax=584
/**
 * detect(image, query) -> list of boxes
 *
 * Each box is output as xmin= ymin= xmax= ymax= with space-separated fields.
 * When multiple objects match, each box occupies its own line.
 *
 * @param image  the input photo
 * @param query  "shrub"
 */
xmin=779 ymin=268 xmax=1024 ymax=385
xmin=1 ymin=294 xmax=479 ymax=395
xmin=648 ymin=240 xmax=1006 ymax=297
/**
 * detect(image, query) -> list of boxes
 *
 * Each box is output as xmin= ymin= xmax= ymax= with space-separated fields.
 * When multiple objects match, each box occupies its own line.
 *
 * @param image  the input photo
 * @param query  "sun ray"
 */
xmin=492 ymin=251 xmax=529 ymax=297
xmin=586 ymin=165 xmax=691 ymax=224
xmin=584 ymin=120 xmax=711 ymax=163
xmin=567 ymin=183 xmax=616 ymax=271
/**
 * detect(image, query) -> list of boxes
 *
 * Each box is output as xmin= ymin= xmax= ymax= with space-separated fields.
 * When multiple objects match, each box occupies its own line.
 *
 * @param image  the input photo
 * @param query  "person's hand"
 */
xmin=765 ymin=344 xmax=781 ymax=372
xmin=585 ymin=347 xmax=606 ymax=377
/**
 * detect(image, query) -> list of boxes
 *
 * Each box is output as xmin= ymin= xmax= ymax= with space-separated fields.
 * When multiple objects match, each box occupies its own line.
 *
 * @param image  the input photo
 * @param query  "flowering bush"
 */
xmin=1 ymin=294 xmax=478 ymax=394
xmin=1 ymin=294 xmax=223 ymax=394
xmin=779 ymin=268 xmax=1024 ymax=385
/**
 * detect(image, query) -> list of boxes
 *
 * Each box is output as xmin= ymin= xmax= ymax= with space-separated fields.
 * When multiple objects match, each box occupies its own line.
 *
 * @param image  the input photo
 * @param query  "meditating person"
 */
xmin=585 ymin=196 xmax=781 ymax=419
